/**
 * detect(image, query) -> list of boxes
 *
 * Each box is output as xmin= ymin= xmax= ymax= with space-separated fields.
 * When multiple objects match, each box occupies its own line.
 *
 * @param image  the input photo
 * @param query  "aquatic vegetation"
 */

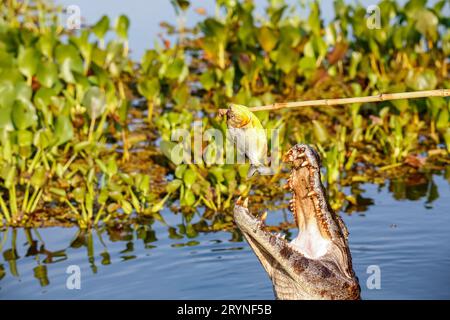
xmin=0 ymin=0 xmax=448 ymax=229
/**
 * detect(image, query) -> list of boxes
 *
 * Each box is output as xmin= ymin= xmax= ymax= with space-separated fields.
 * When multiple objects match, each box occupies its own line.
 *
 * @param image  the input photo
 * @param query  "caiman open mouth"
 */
xmin=235 ymin=144 xmax=335 ymax=260
xmin=233 ymin=144 xmax=360 ymax=300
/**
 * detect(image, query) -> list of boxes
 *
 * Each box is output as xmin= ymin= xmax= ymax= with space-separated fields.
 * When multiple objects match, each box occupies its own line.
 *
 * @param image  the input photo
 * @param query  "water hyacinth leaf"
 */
xmin=83 ymin=87 xmax=106 ymax=119
xmin=165 ymin=58 xmax=187 ymax=81
xmin=414 ymin=9 xmax=438 ymax=40
xmin=93 ymin=15 xmax=110 ymax=40
xmin=160 ymin=140 xmax=186 ymax=165
xmin=257 ymin=26 xmax=278 ymax=52
xmin=106 ymin=157 xmax=118 ymax=176
xmin=54 ymin=115 xmax=74 ymax=146
xmin=121 ymin=200 xmax=133 ymax=215
xmin=15 ymin=82 xmax=33 ymax=102
xmin=16 ymin=130 xmax=33 ymax=147
xmin=37 ymin=33 xmax=56 ymax=59
xmin=31 ymin=166 xmax=47 ymax=189
xmin=436 ymin=107 xmax=449 ymax=132
xmin=200 ymin=70 xmax=215 ymax=91
xmin=175 ymin=164 xmax=187 ymax=179
xmin=276 ymin=45 xmax=298 ymax=73
xmin=183 ymin=189 xmax=196 ymax=206
xmin=312 ymin=120 xmax=329 ymax=143
xmin=12 ymin=100 xmax=37 ymax=130
xmin=36 ymin=61 xmax=58 ymax=88
xmin=55 ymin=44 xmax=84 ymax=82
xmin=0 ymin=51 xmax=14 ymax=69
xmin=33 ymin=128 xmax=53 ymax=149
xmin=115 ymin=15 xmax=130 ymax=40
xmin=3 ymin=166 xmax=16 ymax=189
xmin=166 ymin=179 xmax=183 ymax=193
xmin=171 ymin=0 xmax=190 ymax=13
xmin=444 ymin=128 xmax=450 ymax=153
xmin=183 ymin=169 xmax=197 ymax=189
xmin=406 ymin=69 xmax=437 ymax=91
xmin=18 ymin=47 xmax=39 ymax=79
xmin=201 ymin=18 xmax=226 ymax=42
xmin=0 ymin=81 xmax=16 ymax=109
xmin=0 ymin=106 xmax=13 ymax=131
xmin=49 ymin=188 xmax=67 ymax=198
xmin=137 ymin=78 xmax=160 ymax=99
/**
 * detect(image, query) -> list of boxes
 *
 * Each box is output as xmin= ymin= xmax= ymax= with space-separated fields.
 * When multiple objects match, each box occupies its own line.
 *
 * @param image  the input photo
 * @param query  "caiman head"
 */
xmin=234 ymin=144 xmax=361 ymax=300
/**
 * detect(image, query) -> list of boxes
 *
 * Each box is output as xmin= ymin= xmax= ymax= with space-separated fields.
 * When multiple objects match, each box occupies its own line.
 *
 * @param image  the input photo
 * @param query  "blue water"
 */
xmin=1 ymin=174 xmax=449 ymax=299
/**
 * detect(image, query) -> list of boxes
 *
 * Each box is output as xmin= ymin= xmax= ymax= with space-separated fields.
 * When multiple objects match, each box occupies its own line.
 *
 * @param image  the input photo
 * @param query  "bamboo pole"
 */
xmin=242 ymin=89 xmax=449 ymax=112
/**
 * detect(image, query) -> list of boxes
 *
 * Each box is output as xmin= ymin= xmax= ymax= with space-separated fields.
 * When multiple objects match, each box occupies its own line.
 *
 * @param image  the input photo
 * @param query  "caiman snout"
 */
xmin=234 ymin=143 xmax=360 ymax=300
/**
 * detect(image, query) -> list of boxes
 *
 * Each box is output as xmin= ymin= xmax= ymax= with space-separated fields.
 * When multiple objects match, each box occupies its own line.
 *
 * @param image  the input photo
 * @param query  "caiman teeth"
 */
xmin=289 ymin=199 xmax=295 ymax=212
xmin=260 ymin=211 xmax=268 ymax=222
xmin=236 ymin=196 xmax=249 ymax=208
xmin=307 ymin=191 xmax=317 ymax=197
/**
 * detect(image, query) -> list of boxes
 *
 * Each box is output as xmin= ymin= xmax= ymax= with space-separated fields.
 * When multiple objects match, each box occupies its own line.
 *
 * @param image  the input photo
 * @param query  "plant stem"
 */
xmin=147 ymin=99 xmax=154 ymax=124
xmin=0 ymin=195 xmax=11 ymax=223
xmin=232 ymin=89 xmax=450 ymax=113
xmin=9 ymin=185 xmax=18 ymax=218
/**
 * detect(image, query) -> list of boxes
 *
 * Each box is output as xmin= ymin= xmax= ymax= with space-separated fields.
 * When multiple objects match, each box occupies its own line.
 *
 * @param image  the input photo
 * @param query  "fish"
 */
xmin=220 ymin=104 xmax=271 ymax=177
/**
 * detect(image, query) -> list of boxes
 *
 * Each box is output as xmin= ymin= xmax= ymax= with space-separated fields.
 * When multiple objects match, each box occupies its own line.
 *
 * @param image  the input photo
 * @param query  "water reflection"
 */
xmin=0 ymin=173 xmax=449 ymax=299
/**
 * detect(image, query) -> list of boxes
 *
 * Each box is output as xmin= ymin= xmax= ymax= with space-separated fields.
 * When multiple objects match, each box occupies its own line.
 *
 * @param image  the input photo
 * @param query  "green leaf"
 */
xmin=12 ymin=100 xmax=37 ymax=130
xmin=55 ymin=44 xmax=84 ymax=82
xmin=54 ymin=115 xmax=74 ymax=146
xmin=200 ymin=71 xmax=216 ymax=91
xmin=183 ymin=188 xmax=196 ymax=206
xmin=183 ymin=169 xmax=197 ymax=189
xmin=18 ymin=47 xmax=39 ymax=79
xmin=257 ymin=26 xmax=278 ymax=52
xmin=16 ymin=130 xmax=33 ymax=147
xmin=137 ymin=78 xmax=160 ymax=99
xmin=36 ymin=61 xmax=58 ymax=88
xmin=175 ymin=164 xmax=187 ymax=179
xmin=93 ymin=15 xmax=110 ymax=40
xmin=276 ymin=45 xmax=298 ymax=73
xmin=165 ymin=58 xmax=186 ymax=80
xmin=31 ymin=166 xmax=47 ymax=188
xmin=406 ymin=69 xmax=437 ymax=91
xmin=115 ymin=15 xmax=130 ymax=40
xmin=436 ymin=107 xmax=449 ymax=132
xmin=0 ymin=81 xmax=16 ymax=109
xmin=414 ymin=9 xmax=438 ymax=40
xmin=166 ymin=179 xmax=183 ymax=193
xmin=82 ymin=87 xmax=106 ymax=119
xmin=312 ymin=120 xmax=329 ymax=143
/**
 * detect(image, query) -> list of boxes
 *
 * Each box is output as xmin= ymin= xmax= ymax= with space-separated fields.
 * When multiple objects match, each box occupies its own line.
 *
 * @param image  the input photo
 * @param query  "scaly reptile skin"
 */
xmin=234 ymin=144 xmax=361 ymax=300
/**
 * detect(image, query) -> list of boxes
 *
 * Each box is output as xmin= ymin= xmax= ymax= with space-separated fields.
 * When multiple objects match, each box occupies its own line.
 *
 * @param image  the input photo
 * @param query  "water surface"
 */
xmin=1 ymin=174 xmax=449 ymax=299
